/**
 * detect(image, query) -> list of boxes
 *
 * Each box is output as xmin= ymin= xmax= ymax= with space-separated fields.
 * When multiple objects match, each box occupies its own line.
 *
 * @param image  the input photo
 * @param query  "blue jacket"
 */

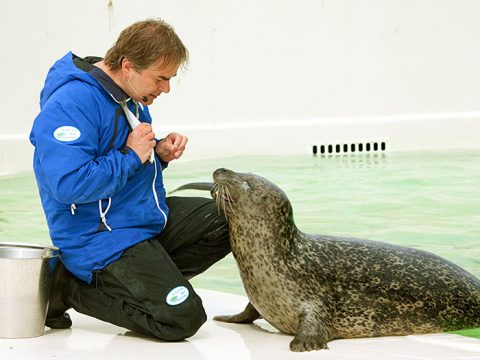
xmin=30 ymin=52 xmax=169 ymax=283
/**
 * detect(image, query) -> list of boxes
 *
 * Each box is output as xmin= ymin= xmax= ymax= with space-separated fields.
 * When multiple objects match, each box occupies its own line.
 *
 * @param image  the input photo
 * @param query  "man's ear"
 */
xmin=121 ymin=57 xmax=135 ymax=74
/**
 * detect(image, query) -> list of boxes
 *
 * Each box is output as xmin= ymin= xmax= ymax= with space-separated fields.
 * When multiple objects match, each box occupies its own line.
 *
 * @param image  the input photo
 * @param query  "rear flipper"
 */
xmin=169 ymin=182 xmax=213 ymax=195
xmin=213 ymin=302 xmax=261 ymax=323
xmin=290 ymin=307 xmax=336 ymax=352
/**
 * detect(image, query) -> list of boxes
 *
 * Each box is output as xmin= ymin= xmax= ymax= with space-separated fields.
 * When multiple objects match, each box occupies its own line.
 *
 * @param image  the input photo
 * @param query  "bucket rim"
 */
xmin=0 ymin=242 xmax=59 ymax=252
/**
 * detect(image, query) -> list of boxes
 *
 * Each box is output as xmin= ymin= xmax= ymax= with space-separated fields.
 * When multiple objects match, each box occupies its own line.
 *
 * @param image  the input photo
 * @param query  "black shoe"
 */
xmin=45 ymin=312 xmax=72 ymax=329
xmin=46 ymin=262 xmax=72 ymax=329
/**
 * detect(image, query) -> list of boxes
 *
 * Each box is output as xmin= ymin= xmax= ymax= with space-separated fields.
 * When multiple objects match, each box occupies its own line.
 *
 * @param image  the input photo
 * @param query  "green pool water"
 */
xmin=1 ymin=149 xmax=479 ymax=337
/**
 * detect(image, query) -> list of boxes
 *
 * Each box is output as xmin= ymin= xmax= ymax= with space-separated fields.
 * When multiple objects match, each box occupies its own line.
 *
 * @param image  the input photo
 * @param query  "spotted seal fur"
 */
xmin=174 ymin=168 xmax=480 ymax=352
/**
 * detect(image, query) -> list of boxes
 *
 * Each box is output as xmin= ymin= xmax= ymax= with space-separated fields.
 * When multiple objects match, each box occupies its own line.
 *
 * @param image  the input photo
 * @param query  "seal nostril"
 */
xmin=214 ymin=168 xmax=232 ymax=176
xmin=213 ymin=168 xmax=227 ymax=178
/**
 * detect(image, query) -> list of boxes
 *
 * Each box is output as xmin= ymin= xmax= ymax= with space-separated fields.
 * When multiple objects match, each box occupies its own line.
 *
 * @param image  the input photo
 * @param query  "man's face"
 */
xmin=129 ymin=59 xmax=180 ymax=105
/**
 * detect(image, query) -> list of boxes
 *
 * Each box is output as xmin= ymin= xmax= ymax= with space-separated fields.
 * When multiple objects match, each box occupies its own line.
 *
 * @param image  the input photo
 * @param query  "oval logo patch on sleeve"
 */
xmin=53 ymin=126 xmax=81 ymax=142
xmin=166 ymin=286 xmax=189 ymax=306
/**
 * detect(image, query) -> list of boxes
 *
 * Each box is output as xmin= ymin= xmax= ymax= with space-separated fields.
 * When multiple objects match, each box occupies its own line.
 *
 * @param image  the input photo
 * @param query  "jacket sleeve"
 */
xmin=31 ymin=100 xmax=142 ymax=205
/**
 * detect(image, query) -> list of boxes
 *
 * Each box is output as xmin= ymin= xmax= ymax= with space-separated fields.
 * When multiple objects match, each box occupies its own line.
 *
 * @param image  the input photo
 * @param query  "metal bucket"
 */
xmin=0 ymin=242 xmax=59 ymax=338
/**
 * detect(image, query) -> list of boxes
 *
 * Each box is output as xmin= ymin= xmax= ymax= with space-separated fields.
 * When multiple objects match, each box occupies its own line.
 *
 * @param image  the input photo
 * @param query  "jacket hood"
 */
xmin=39 ymin=52 xmax=105 ymax=108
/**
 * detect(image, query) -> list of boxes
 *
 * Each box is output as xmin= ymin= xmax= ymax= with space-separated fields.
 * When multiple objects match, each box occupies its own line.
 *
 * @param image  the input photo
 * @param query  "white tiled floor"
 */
xmin=2 ymin=289 xmax=480 ymax=360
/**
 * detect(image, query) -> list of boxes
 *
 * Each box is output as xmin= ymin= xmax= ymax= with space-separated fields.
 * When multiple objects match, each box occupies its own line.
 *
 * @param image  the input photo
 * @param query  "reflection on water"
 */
xmin=1 ymin=150 xmax=479 ymax=296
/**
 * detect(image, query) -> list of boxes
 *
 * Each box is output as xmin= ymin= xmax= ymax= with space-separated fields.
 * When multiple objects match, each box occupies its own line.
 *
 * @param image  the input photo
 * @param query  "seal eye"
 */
xmin=241 ymin=181 xmax=251 ymax=191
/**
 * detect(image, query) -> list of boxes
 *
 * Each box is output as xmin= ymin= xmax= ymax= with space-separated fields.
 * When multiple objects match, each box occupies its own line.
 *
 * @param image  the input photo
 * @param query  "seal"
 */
xmin=174 ymin=168 xmax=480 ymax=352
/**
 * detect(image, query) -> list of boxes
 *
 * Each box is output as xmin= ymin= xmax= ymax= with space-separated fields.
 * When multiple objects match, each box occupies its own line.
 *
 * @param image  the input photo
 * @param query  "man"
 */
xmin=30 ymin=18 xmax=230 ymax=341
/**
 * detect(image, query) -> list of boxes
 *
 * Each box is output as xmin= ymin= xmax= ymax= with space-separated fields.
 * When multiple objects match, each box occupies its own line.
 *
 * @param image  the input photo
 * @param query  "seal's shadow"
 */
xmin=213 ymin=318 xmax=293 ymax=350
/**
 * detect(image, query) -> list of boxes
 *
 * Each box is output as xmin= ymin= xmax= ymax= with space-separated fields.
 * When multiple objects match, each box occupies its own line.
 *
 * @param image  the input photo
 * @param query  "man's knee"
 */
xmin=152 ymin=290 xmax=207 ymax=341
xmin=173 ymin=305 xmax=207 ymax=340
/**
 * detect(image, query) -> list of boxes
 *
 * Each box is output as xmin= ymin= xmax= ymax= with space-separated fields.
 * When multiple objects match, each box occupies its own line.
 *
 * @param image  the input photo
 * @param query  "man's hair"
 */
xmin=104 ymin=18 xmax=188 ymax=71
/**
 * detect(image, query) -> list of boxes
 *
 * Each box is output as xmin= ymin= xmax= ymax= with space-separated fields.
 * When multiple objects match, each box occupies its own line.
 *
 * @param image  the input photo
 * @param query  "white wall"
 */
xmin=1 ymin=0 xmax=480 ymax=175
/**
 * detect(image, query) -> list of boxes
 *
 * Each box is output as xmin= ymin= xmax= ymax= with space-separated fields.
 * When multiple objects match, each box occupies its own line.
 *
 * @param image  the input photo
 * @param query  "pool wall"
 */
xmin=2 ymin=0 xmax=480 ymax=175
xmin=159 ymin=112 xmax=480 ymax=160
xmin=3 ymin=113 xmax=479 ymax=176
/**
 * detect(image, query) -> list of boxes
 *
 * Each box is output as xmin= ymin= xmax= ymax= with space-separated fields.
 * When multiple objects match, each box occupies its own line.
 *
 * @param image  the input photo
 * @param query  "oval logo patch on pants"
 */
xmin=166 ymin=286 xmax=190 ymax=306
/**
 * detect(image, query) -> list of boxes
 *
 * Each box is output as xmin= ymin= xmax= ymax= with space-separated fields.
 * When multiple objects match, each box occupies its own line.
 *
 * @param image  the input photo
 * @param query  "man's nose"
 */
xmin=159 ymin=80 xmax=170 ymax=93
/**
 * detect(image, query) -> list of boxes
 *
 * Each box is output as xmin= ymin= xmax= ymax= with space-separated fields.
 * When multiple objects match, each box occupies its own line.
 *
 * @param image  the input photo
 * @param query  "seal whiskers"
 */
xmin=213 ymin=180 xmax=237 ymax=219
xmin=223 ymin=185 xmax=237 ymax=218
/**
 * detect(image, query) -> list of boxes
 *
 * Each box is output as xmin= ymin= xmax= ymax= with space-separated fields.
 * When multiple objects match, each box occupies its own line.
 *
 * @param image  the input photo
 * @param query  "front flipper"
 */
xmin=213 ymin=302 xmax=261 ymax=323
xmin=290 ymin=307 xmax=336 ymax=352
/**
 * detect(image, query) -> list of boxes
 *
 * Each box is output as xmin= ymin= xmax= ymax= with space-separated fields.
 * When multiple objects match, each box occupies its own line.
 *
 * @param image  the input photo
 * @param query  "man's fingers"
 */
xmin=175 ymin=150 xmax=184 ymax=159
xmin=172 ymin=134 xmax=188 ymax=150
xmin=133 ymin=123 xmax=156 ymax=141
xmin=136 ymin=123 xmax=154 ymax=134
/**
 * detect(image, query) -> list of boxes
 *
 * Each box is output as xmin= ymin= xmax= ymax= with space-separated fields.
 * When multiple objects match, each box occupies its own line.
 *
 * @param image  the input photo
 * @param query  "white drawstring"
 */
xmin=152 ymin=157 xmax=160 ymax=210
xmin=98 ymin=198 xmax=112 ymax=231
xmin=152 ymin=157 xmax=168 ymax=228
xmin=70 ymin=204 xmax=76 ymax=215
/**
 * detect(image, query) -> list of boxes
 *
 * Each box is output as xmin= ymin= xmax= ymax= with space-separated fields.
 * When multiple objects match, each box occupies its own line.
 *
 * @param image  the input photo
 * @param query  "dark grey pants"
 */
xmin=62 ymin=196 xmax=230 ymax=341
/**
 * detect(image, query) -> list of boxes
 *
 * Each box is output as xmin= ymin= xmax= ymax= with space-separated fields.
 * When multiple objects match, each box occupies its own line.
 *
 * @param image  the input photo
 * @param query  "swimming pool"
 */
xmin=172 ymin=150 xmax=480 ymax=296
xmin=1 ymin=150 xmax=479 ymax=297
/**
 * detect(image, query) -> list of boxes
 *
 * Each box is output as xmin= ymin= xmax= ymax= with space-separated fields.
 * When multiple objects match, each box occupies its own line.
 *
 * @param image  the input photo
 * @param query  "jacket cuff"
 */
xmin=121 ymin=146 xmax=142 ymax=169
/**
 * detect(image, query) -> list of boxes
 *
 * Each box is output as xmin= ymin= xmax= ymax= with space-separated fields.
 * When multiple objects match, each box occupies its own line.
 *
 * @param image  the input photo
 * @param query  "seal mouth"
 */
xmin=212 ymin=182 xmax=237 ymax=216
xmin=214 ymin=189 xmax=233 ymax=203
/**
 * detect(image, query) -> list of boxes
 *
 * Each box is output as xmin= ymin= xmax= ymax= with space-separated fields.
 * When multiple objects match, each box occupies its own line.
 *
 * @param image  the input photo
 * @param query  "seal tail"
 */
xmin=169 ymin=182 xmax=214 ymax=195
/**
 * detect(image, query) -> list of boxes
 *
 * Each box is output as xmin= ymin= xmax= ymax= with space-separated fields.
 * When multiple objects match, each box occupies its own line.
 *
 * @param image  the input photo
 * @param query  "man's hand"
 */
xmin=155 ymin=132 xmax=188 ymax=162
xmin=125 ymin=123 xmax=156 ymax=163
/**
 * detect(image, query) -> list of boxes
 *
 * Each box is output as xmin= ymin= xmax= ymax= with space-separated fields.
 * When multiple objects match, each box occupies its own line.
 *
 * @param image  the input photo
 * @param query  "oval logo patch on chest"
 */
xmin=53 ymin=126 xmax=81 ymax=142
xmin=166 ymin=286 xmax=189 ymax=306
